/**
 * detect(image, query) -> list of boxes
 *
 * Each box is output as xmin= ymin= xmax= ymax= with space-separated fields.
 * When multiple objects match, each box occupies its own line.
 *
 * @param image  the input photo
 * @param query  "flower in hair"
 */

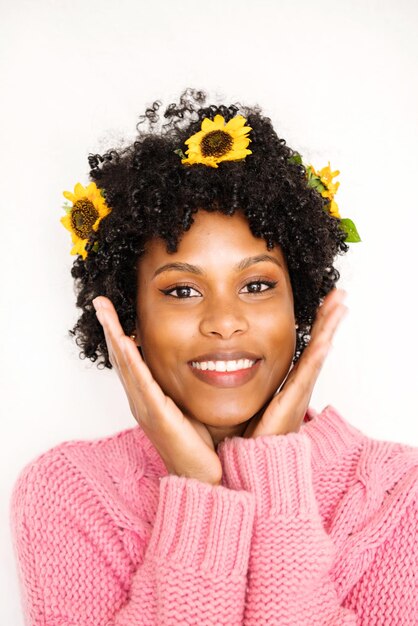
xmin=288 ymin=153 xmax=361 ymax=243
xmin=179 ymin=114 xmax=252 ymax=168
xmin=306 ymin=163 xmax=341 ymax=218
xmin=60 ymin=182 xmax=111 ymax=260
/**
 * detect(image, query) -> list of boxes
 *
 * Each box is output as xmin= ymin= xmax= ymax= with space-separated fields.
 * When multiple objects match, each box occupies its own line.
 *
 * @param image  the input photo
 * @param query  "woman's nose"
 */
xmin=199 ymin=299 xmax=249 ymax=339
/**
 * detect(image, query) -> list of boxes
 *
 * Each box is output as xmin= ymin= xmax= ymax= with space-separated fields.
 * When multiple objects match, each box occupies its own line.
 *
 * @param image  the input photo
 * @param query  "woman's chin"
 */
xmin=186 ymin=405 xmax=264 ymax=429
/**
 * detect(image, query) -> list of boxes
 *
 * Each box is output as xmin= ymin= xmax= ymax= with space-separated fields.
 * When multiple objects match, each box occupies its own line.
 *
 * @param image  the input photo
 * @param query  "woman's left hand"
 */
xmin=242 ymin=288 xmax=348 ymax=439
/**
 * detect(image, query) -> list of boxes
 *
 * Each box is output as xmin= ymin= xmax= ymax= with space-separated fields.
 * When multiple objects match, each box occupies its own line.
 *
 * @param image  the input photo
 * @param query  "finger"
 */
xmin=272 ymin=291 xmax=347 ymax=394
xmin=310 ymin=289 xmax=347 ymax=341
xmin=259 ymin=301 xmax=348 ymax=434
xmin=284 ymin=290 xmax=348 ymax=393
xmin=93 ymin=298 xmax=142 ymax=400
xmin=94 ymin=299 xmax=179 ymax=424
xmin=94 ymin=300 xmax=158 ymax=423
xmin=94 ymin=303 xmax=125 ymax=372
xmin=121 ymin=335 xmax=160 ymax=396
xmin=293 ymin=302 xmax=348 ymax=392
xmin=308 ymin=301 xmax=348 ymax=360
xmin=121 ymin=336 xmax=177 ymax=430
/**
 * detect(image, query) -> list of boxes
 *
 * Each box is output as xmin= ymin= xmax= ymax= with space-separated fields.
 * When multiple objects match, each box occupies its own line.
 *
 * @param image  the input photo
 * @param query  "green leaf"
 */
xmin=62 ymin=203 xmax=72 ymax=214
xmin=288 ymin=153 xmax=303 ymax=165
xmin=307 ymin=176 xmax=327 ymax=193
xmin=173 ymin=148 xmax=186 ymax=160
xmin=340 ymin=218 xmax=361 ymax=243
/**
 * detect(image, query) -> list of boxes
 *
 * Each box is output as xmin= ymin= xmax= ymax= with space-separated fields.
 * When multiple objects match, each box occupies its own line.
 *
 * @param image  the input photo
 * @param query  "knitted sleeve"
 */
xmin=341 ymin=479 xmax=418 ymax=624
xmin=218 ymin=431 xmax=358 ymax=626
xmin=112 ymin=474 xmax=255 ymax=626
xmin=10 ymin=451 xmax=255 ymax=626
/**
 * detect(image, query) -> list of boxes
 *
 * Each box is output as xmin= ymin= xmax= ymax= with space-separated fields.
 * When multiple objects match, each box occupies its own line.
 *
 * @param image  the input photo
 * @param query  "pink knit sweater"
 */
xmin=10 ymin=405 xmax=418 ymax=625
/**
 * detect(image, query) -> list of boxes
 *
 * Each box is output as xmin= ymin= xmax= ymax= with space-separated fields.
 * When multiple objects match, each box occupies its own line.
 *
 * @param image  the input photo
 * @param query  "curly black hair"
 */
xmin=68 ymin=87 xmax=348 ymax=370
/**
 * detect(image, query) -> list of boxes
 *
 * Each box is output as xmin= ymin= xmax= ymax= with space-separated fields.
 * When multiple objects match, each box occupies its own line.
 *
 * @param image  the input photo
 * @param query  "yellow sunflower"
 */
xmin=309 ymin=162 xmax=341 ymax=218
xmin=181 ymin=114 xmax=252 ymax=168
xmin=60 ymin=182 xmax=111 ymax=260
xmin=317 ymin=162 xmax=340 ymax=197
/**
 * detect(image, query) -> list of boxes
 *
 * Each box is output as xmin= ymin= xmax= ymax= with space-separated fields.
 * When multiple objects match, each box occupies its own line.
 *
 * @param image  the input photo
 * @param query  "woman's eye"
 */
xmin=160 ymin=280 xmax=277 ymax=298
xmin=160 ymin=285 xmax=201 ymax=298
xmin=241 ymin=280 xmax=277 ymax=294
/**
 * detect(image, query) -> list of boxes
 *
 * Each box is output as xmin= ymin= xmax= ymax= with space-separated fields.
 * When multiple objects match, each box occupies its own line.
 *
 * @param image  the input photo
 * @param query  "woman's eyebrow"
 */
xmin=153 ymin=255 xmax=283 ymax=278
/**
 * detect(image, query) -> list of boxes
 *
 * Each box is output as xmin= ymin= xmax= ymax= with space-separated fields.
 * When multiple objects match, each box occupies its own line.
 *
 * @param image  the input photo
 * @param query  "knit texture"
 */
xmin=10 ymin=405 xmax=418 ymax=625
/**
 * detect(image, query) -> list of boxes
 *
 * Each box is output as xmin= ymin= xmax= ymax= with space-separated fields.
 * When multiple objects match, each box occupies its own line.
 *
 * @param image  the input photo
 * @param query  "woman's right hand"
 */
xmin=92 ymin=296 xmax=222 ymax=486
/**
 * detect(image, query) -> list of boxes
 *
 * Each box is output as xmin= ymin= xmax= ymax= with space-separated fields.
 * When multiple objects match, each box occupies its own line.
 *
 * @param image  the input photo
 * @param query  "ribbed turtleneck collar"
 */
xmin=299 ymin=405 xmax=365 ymax=470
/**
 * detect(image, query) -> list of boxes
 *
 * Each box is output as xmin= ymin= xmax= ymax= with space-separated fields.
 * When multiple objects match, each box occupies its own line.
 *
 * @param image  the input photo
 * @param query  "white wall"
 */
xmin=2 ymin=0 xmax=417 ymax=622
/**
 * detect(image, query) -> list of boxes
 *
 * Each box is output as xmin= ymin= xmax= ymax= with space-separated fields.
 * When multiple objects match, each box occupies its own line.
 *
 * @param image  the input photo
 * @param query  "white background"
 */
xmin=1 ymin=0 xmax=417 ymax=622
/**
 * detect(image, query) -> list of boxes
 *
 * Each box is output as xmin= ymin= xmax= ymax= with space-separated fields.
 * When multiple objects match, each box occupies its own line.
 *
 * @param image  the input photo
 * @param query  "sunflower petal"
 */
xmin=71 ymin=239 xmax=88 ymax=259
xmin=233 ymin=138 xmax=251 ymax=150
xmin=217 ymin=149 xmax=251 ymax=163
xmin=224 ymin=115 xmax=247 ymax=131
xmin=92 ymin=217 xmax=103 ymax=231
xmin=185 ymin=130 xmax=205 ymax=145
xmin=60 ymin=215 xmax=72 ymax=231
xmin=232 ymin=126 xmax=253 ymax=137
xmin=201 ymin=118 xmax=216 ymax=132
xmin=233 ymin=149 xmax=252 ymax=157
xmin=74 ymin=182 xmax=86 ymax=198
xmin=184 ymin=154 xmax=219 ymax=168
xmin=212 ymin=115 xmax=225 ymax=130
xmin=98 ymin=204 xmax=111 ymax=219
xmin=328 ymin=199 xmax=341 ymax=218
xmin=85 ymin=182 xmax=98 ymax=196
xmin=63 ymin=191 xmax=76 ymax=203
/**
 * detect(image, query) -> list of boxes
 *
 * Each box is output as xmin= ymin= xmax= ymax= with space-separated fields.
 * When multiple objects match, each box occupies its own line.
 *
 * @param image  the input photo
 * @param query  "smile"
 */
xmin=191 ymin=359 xmax=256 ymax=372
xmin=188 ymin=358 xmax=262 ymax=388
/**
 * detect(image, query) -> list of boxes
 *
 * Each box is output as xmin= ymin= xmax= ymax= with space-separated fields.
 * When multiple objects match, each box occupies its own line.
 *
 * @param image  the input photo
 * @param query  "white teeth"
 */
xmin=191 ymin=359 xmax=256 ymax=372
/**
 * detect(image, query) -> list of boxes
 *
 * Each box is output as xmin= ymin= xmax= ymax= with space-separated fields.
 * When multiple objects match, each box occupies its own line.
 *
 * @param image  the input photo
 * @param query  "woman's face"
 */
xmin=135 ymin=209 xmax=297 ymax=439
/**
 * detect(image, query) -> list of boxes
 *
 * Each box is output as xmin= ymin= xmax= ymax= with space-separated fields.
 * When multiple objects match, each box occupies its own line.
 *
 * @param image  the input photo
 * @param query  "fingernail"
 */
xmin=93 ymin=297 xmax=106 ymax=311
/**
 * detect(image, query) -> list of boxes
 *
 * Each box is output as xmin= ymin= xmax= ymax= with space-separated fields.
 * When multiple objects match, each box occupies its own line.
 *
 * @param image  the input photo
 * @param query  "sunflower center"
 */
xmin=200 ymin=130 xmax=233 ymax=158
xmin=71 ymin=199 xmax=99 ymax=239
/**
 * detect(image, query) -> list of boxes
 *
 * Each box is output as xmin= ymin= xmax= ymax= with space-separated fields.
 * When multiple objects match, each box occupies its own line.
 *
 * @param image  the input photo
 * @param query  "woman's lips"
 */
xmin=188 ymin=359 xmax=262 ymax=388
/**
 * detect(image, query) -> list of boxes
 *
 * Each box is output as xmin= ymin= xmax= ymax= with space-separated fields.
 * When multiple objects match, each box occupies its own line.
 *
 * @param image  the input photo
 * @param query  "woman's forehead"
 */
xmin=138 ymin=209 xmax=288 ymax=274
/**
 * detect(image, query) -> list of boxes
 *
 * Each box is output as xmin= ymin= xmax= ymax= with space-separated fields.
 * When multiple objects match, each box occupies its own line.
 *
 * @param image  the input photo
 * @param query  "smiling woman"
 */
xmin=10 ymin=88 xmax=418 ymax=626
xmin=134 ymin=210 xmax=297 ymax=444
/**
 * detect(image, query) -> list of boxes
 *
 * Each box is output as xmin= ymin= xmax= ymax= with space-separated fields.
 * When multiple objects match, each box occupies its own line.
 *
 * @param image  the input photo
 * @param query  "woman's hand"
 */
xmin=92 ymin=297 xmax=223 ymax=486
xmin=242 ymin=288 xmax=348 ymax=439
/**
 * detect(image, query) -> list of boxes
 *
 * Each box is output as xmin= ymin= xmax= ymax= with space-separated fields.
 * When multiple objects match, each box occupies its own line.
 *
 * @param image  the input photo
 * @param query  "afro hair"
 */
xmin=68 ymin=87 xmax=348 ymax=369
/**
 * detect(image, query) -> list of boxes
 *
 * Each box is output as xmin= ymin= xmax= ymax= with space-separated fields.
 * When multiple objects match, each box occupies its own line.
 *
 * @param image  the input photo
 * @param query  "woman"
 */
xmin=10 ymin=89 xmax=418 ymax=625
